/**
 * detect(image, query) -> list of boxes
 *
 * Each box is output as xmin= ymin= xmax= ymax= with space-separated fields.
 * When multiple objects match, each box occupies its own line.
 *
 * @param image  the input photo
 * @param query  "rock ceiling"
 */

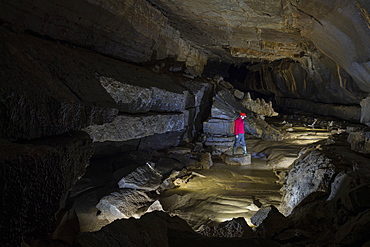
xmin=148 ymin=0 xmax=306 ymax=61
xmin=2 ymin=0 xmax=370 ymax=85
xmin=146 ymin=0 xmax=370 ymax=91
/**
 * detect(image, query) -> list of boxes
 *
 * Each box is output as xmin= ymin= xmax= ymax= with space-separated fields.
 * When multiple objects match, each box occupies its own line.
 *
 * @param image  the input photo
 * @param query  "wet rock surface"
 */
xmin=223 ymin=154 xmax=252 ymax=165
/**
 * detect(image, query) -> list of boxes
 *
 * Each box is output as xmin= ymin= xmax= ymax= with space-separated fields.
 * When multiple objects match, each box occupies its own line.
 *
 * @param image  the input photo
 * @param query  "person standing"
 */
xmin=233 ymin=112 xmax=248 ymax=155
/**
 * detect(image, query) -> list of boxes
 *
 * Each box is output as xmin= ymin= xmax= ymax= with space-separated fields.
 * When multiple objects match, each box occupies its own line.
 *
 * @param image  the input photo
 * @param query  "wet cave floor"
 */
xmin=66 ymin=117 xmax=338 ymax=234
xmin=159 ymin=158 xmax=282 ymax=230
xmin=159 ymin=121 xmax=334 ymax=230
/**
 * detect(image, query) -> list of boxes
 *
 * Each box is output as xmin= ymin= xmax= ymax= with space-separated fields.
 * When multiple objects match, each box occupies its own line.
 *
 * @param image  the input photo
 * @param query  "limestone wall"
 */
xmin=0 ymin=26 xmax=214 ymax=246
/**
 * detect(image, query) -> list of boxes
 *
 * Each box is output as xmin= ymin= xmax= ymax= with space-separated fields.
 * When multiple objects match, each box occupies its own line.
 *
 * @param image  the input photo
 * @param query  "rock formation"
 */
xmin=241 ymin=92 xmax=278 ymax=117
xmin=2 ymin=0 xmax=370 ymax=246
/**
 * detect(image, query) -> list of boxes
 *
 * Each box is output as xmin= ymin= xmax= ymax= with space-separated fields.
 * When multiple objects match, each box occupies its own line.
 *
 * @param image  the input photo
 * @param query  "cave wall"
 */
xmin=0 ymin=25 xmax=214 ymax=245
xmin=291 ymin=0 xmax=370 ymax=93
xmin=0 ymin=0 xmax=208 ymax=75
xmin=2 ymin=0 xmax=370 ymax=245
xmin=239 ymin=58 xmax=366 ymax=122
xmin=0 ymin=131 xmax=93 ymax=246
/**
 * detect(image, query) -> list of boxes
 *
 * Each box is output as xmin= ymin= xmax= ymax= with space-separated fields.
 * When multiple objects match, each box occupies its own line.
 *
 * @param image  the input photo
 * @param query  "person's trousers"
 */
xmin=234 ymin=134 xmax=246 ymax=147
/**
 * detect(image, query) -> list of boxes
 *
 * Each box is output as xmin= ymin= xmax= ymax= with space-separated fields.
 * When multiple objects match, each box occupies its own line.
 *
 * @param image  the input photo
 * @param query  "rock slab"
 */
xmin=224 ymin=154 xmax=251 ymax=165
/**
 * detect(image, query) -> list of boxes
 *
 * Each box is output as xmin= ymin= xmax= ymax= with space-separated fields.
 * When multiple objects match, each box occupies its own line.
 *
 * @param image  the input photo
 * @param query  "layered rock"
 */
xmin=0 ymin=27 xmax=118 ymax=140
xmin=0 ymin=25 xmax=215 ymax=246
xmin=276 ymin=97 xmax=361 ymax=123
xmin=99 ymin=76 xmax=187 ymax=113
xmin=3 ymin=0 xmax=370 ymax=124
xmin=84 ymin=113 xmax=186 ymax=142
xmin=203 ymin=89 xmax=282 ymax=155
xmin=1 ymin=0 xmax=207 ymax=75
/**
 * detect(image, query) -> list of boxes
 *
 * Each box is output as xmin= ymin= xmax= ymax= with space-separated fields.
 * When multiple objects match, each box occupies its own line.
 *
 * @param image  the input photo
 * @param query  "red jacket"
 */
xmin=234 ymin=117 xmax=245 ymax=135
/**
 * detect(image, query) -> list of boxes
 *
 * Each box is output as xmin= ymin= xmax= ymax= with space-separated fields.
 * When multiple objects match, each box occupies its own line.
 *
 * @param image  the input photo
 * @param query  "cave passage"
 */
xmin=157 ymin=119 xmax=334 ymax=230
xmin=69 ymin=118 xmax=334 ymax=233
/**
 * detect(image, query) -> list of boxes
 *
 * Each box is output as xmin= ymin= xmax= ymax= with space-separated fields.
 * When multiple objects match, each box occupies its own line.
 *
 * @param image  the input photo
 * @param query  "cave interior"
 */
xmin=1 ymin=0 xmax=370 ymax=246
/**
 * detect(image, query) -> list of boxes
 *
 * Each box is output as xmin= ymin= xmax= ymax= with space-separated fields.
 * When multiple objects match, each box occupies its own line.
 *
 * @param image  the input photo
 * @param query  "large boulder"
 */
xmin=279 ymin=147 xmax=336 ymax=216
xmin=251 ymin=205 xmax=293 ymax=238
xmin=277 ymin=134 xmax=370 ymax=246
xmin=198 ymin=217 xmax=255 ymax=238
xmin=347 ymin=130 xmax=370 ymax=154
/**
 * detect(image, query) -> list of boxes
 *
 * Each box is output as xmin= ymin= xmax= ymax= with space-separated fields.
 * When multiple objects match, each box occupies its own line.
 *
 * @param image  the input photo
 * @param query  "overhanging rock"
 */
xmin=100 ymin=76 xmax=187 ymax=113
xmin=83 ymin=113 xmax=186 ymax=142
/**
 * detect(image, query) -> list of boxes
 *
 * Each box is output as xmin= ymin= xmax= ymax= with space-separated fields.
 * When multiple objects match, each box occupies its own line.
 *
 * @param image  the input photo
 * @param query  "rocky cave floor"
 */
xmin=25 ymin=113 xmax=370 ymax=247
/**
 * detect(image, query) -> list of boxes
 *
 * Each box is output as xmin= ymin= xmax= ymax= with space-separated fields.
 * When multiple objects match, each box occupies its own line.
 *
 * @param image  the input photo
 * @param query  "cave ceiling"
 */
xmin=147 ymin=0 xmax=308 ymax=62
xmin=1 ymin=0 xmax=370 ymax=120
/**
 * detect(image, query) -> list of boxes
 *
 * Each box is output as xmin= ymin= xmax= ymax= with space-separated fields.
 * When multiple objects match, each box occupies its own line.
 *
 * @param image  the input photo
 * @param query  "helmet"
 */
xmin=240 ymin=113 xmax=246 ymax=116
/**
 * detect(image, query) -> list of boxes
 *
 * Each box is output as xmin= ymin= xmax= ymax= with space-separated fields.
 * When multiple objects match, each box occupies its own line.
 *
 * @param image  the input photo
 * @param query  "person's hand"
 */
xmin=235 ymin=134 xmax=238 ymax=138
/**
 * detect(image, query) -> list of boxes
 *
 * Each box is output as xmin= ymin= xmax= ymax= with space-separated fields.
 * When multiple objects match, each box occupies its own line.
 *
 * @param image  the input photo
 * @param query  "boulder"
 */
xmin=279 ymin=148 xmax=336 ymax=216
xmin=96 ymin=189 xmax=156 ymax=222
xmin=224 ymin=154 xmax=251 ymax=165
xmin=118 ymin=163 xmax=163 ymax=191
xmin=347 ymin=131 xmax=370 ymax=154
xmin=198 ymin=217 xmax=255 ymax=238
xmin=196 ymin=152 xmax=213 ymax=169
xmin=251 ymin=205 xmax=293 ymax=238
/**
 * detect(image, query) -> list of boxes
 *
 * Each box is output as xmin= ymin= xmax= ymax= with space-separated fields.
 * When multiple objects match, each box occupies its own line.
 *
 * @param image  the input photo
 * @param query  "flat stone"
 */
xmin=224 ymin=154 xmax=251 ymax=165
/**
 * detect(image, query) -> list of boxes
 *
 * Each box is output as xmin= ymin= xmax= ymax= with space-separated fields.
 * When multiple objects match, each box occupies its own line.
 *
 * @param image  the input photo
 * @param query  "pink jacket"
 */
xmin=234 ymin=117 xmax=245 ymax=135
